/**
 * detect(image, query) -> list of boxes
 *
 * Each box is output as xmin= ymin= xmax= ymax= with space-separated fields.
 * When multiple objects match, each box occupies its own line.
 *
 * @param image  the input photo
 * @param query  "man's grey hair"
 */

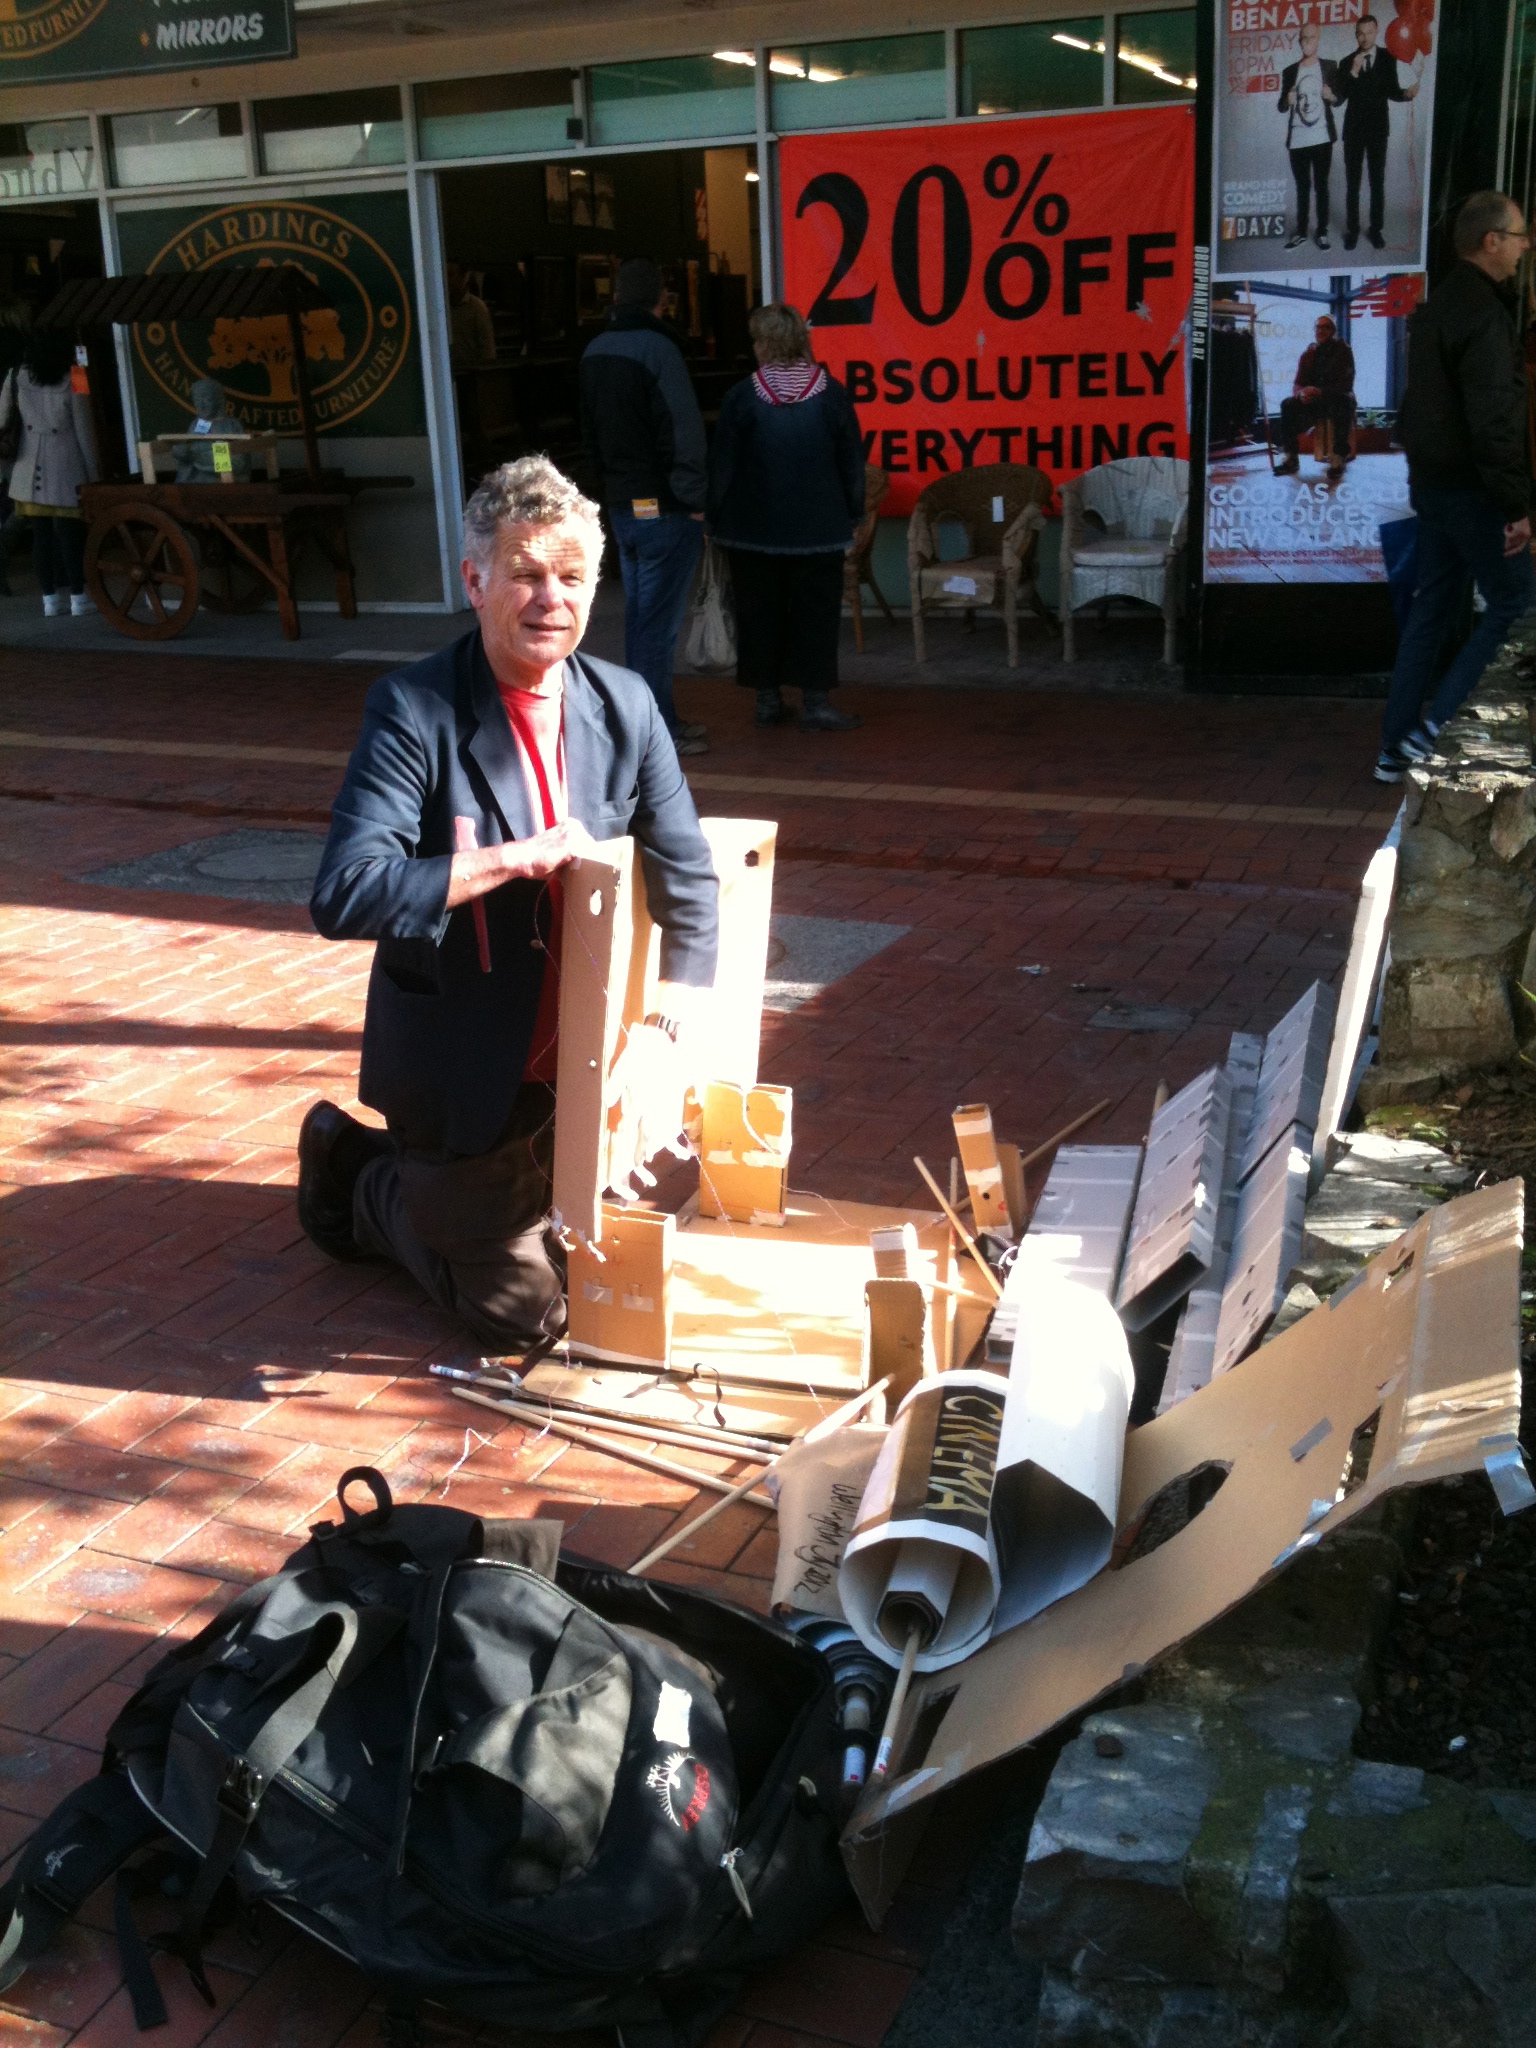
xmin=462 ymin=454 xmax=603 ymax=571
xmin=1454 ymin=190 xmax=1519 ymax=258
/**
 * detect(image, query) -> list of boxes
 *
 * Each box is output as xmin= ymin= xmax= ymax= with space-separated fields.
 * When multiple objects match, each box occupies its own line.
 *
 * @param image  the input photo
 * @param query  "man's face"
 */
xmin=1300 ymin=24 xmax=1320 ymax=56
xmin=1356 ymin=18 xmax=1378 ymax=52
xmin=1316 ymin=318 xmax=1336 ymax=345
xmin=1486 ymin=208 xmax=1529 ymax=283
xmin=462 ymin=519 xmax=598 ymax=674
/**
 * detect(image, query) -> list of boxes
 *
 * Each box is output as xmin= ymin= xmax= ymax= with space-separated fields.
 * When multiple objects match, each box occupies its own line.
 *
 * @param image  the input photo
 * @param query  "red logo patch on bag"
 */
xmin=646 ymin=1749 xmax=711 ymax=1831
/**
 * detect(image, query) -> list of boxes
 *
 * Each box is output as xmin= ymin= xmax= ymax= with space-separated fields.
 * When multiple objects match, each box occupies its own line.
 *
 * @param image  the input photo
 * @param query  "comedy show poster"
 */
xmin=1216 ymin=0 xmax=1439 ymax=279
xmin=780 ymin=106 xmax=1194 ymax=518
xmin=1204 ymin=270 xmax=1421 ymax=582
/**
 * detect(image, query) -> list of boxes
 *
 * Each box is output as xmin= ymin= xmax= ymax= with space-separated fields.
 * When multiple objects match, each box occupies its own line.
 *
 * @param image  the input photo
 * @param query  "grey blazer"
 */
xmin=1 ymin=368 xmax=97 ymax=508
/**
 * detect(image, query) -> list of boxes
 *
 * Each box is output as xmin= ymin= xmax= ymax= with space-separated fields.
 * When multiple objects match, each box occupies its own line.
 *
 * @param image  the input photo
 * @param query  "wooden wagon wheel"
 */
xmin=84 ymin=505 xmax=199 ymax=640
xmin=198 ymin=526 xmax=269 ymax=614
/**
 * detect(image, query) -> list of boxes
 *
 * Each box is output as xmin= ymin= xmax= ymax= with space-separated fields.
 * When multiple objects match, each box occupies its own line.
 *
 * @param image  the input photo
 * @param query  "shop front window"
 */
xmin=416 ymin=71 xmax=575 ymax=159
xmin=770 ymin=33 xmax=946 ymax=132
xmin=959 ymin=19 xmax=1106 ymax=117
xmin=1115 ymin=8 xmax=1197 ymax=102
xmin=106 ymin=105 xmax=245 ymax=187
xmin=0 ymin=118 xmax=94 ymax=199
xmin=255 ymin=89 xmax=405 ymax=173
xmin=588 ymin=55 xmax=756 ymax=145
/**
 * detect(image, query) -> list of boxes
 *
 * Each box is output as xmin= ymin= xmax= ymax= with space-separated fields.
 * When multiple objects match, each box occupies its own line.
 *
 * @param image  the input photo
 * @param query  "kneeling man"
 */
xmin=302 ymin=455 xmax=719 ymax=1347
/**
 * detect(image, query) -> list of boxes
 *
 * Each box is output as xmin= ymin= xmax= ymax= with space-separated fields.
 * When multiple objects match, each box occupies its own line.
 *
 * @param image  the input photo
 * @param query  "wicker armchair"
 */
xmin=1059 ymin=456 xmax=1189 ymax=664
xmin=907 ymin=463 xmax=1052 ymax=666
xmin=844 ymin=464 xmax=895 ymax=651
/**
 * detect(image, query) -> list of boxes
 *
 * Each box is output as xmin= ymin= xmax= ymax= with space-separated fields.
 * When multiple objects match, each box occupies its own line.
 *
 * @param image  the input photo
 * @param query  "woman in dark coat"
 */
xmin=707 ymin=302 xmax=865 ymax=731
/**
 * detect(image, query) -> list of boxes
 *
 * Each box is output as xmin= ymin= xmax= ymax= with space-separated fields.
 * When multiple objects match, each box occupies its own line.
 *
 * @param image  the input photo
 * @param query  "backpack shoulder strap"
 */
xmin=0 ymin=1773 xmax=163 ymax=1994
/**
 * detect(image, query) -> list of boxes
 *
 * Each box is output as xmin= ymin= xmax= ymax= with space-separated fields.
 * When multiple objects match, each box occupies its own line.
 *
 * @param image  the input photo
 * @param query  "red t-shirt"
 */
xmin=498 ymin=679 xmax=567 ymax=1085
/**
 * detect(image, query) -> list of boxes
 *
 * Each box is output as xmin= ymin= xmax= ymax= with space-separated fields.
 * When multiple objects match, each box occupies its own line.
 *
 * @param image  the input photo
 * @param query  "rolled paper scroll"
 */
xmin=839 ymin=1370 xmax=1008 ymax=1672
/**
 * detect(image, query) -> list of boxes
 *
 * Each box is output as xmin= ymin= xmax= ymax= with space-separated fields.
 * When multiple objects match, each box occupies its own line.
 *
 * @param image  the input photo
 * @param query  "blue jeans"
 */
xmin=1381 ymin=484 xmax=1536 ymax=750
xmin=608 ymin=508 xmax=702 ymax=732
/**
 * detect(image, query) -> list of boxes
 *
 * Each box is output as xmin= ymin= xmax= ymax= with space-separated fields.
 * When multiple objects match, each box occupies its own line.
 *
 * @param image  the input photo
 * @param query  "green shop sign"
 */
xmin=0 ymin=0 xmax=294 ymax=85
xmin=115 ymin=192 xmax=426 ymax=440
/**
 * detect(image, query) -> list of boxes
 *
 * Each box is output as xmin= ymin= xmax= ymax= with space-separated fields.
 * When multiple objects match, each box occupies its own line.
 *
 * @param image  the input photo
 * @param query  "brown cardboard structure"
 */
xmin=840 ymin=1179 xmax=1524 ymax=1921
xmin=553 ymin=824 xmax=950 ymax=1386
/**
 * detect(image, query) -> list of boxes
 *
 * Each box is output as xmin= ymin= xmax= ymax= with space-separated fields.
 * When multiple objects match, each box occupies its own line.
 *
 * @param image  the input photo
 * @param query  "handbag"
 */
xmin=683 ymin=539 xmax=737 ymax=670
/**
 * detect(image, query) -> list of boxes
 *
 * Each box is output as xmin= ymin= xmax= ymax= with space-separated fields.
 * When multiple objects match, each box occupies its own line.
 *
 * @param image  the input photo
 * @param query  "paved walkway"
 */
xmin=0 ymin=644 xmax=1393 ymax=2048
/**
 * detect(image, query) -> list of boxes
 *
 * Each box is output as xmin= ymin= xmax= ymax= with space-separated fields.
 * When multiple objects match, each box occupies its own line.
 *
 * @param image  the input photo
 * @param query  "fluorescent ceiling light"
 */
xmin=745 ymin=168 xmax=759 ymax=181
xmin=1120 ymin=48 xmax=1195 ymax=87
xmin=174 ymin=106 xmax=204 ymax=124
xmin=713 ymin=49 xmax=755 ymax=64
xmin=1052 ymin=33 xmax=1092 ymax=49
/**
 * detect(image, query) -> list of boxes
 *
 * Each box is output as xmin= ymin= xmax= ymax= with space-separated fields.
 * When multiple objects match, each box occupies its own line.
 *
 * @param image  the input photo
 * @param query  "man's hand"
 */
xmin=445 ymin=818 xmax=597 ymax=908
xmin=1300 ymin=385 xmax=1321 ymax=401
xmin=1404 ymin=81 xmax=1419 ymax=98
xmin=1505 ymin=517 xmax=1532 ymax=558
xmin=1281 ymin=87 xmax=1294 ymax=109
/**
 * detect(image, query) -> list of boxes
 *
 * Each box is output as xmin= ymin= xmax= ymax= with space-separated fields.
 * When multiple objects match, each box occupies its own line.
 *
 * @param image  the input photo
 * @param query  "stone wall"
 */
xmin=1010 ymin=1130 xmax=1536 ymax=2046
xmin=1372 ymin=654 xmax=1536 ymax=1098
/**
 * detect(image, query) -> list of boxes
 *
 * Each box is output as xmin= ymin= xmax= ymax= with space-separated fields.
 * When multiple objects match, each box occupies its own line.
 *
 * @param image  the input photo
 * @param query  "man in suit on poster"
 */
xmin=1334 ymin=12 xmax=1420 ymax=252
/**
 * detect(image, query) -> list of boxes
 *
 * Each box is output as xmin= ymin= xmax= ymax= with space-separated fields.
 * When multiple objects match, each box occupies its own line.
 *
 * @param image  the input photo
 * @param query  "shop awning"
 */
xmin=37 ymin=265 xmax=334 ymax=329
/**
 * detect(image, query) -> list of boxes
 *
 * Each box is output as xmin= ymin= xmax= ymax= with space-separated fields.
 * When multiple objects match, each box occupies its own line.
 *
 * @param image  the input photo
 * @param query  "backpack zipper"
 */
xmin=719 ymin=1848 xmax=753 ymax=1921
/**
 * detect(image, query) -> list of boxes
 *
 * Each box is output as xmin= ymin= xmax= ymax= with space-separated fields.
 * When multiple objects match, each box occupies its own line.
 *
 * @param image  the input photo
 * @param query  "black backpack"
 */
xmin=0 ymin=1468 xmax=852 ymax=2047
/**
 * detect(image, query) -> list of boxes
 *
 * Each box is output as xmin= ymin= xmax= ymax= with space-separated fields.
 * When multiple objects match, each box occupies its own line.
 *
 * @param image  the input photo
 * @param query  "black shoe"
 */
xmin=755 ymin=688 xmax=792 ymax=727
xmin=1314 ymin=230 xmax=1332 ymax=250
xmin=297 ymin=1101 xmax=389 ymax=1261
xmin=800 ymin=694 xmax=861 ymax=732
xmin=1275 ymin=455 xmax=1300 ymax=476
xmin=1285 ymin=231 xmax=1307 ymax=250
xmin=674 ymin=721 xmax=708 ymax=742
xmin=1373 ymin=746 xmax=1410 ymax=784
xmin=1366 ymin=228 xmax=1385 ymax=250
xmin=1343 ymin=229 xmax=1359 ymax=251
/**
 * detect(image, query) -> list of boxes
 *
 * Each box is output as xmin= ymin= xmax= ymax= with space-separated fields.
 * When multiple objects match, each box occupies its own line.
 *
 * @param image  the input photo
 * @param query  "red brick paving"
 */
xmin=0 ymin=647 xmax=1392 ymax=2048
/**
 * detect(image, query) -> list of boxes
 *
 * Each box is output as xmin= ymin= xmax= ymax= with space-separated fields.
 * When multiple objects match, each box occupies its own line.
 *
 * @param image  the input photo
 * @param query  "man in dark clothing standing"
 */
xmin=580 ymin=258 xmax=709 ymax=757
xmin=1277 ymin=316 xmax=1356 ymax=480
xmin=1334 ymin=12 xmax=1418 ymax=252
xmin=1376 ymin=191 xmax=1535 ymax=783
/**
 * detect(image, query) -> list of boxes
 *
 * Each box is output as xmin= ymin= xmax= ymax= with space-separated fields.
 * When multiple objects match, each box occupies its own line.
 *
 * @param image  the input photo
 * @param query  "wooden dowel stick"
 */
xmin=490 ymin=1396 xmax=782 ymax=1461
xmin=1016 ymin=1098 xmax=1112 ymax=1177
xmin=870 ymin=1624 xmax=923 ymax=1783
xmin=453 ymin=1388 xmax=776 ymax=1506
xmin=628 ymin=1376 xmax=892 ymax=1576
xmin=913 ymin=1156 xmax=1003 ymax=1300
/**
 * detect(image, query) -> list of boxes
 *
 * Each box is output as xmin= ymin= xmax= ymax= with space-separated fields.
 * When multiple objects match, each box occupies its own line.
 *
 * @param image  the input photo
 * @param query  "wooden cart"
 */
xmin=39 ymin=266 xmax=411 ymax=643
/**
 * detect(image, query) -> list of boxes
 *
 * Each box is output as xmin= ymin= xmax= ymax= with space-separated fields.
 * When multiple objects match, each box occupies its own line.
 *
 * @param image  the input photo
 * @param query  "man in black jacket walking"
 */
xmin=580 ymin=259 xmax=709 ymax=756
xmin=1377 ymin=191 xmax=1535 ymax=782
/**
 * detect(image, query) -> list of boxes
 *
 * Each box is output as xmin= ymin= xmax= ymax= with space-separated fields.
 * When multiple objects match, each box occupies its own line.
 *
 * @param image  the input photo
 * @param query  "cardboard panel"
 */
xmin=553 ymin=842 xmax=639 ymax=1245
xmin=1312 ymin=833 xmax=1399 ymax=1191
xmin=553 ymin=820 xmax=776 ymax=1242
xmin=1159 ymin=1030 xmax=1264 ymax=1412
xmin=841 ymin=1179 xmax=1523 ymax=1923
xmin=670 ymin=1194 xmax=950 ymax=1393
xmin=1115 ymin=1065 xmax=1230 ymax=1332
xmin=1212 ymin=1125 xmax=1310 ymax=1375
xmin=953 ymin=1104 xmax=1014 ymax=1238
xmin=698 ymin=1082 xmax=791 ymax=1224
xmin=565 ymin=1203 xmax=674 ymax=1368
xmin=864 ymin=1277 xmax=930 ymax=1408
xmin=1239 ymin=980 xmax=1335 ymax=1183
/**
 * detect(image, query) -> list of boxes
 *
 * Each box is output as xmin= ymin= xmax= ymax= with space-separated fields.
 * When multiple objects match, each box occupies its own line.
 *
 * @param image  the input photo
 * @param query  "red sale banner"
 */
xmin=780 ymin=107 xmax=1196 ymax=517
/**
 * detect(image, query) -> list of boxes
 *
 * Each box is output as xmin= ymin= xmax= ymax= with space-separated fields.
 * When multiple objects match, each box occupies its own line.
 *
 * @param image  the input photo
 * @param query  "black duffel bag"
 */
xmin=0 ymin=1467 xmax=851 ymax=2047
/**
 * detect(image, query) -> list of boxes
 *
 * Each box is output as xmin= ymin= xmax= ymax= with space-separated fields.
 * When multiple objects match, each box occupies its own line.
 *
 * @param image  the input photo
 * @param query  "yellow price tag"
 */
xmin=212 ymin=440 xmax=233 ymax=475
